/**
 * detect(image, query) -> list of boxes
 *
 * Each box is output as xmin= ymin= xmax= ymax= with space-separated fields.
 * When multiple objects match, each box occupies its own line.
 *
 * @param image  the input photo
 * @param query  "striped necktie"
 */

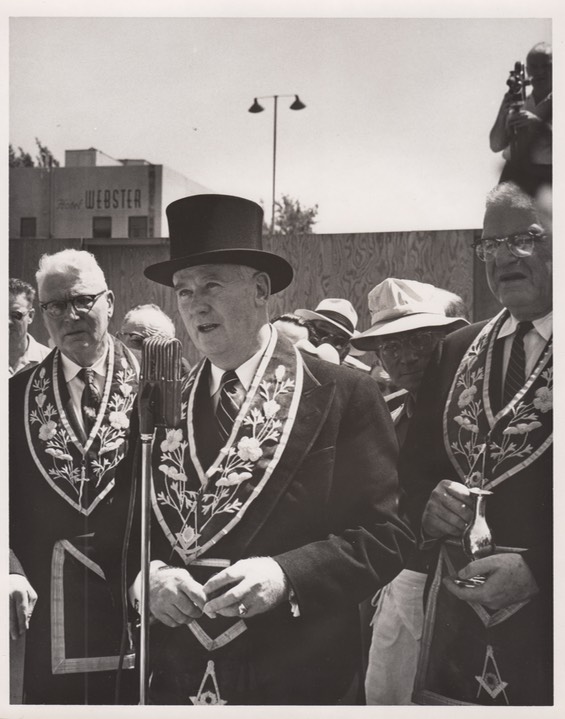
xmin=215 ymin=370 xmax=244 ymax=443
xmin=79 ymin=367 xmax=101 ymax=434
xmin=502 ymin=321 xmax=533 ymax=406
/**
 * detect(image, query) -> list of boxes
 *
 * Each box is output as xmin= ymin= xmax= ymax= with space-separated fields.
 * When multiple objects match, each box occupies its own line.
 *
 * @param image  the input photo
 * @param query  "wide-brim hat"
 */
xmin=351 ymin=278 xmax=468 ymax=351
xmin=144 ymin=194 xmax=293 ymax=294
xmin=295 ymin=298 xmax=358 ymax=337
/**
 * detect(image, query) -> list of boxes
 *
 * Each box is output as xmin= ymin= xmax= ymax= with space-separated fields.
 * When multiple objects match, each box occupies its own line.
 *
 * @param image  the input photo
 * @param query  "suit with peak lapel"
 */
xmin=98 ymin=332 xmax=414 ymax=705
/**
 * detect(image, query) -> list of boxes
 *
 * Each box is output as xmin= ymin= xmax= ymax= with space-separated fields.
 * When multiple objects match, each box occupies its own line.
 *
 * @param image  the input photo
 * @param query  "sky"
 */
xmin=6 ymin=1 xmax=556 ymax=234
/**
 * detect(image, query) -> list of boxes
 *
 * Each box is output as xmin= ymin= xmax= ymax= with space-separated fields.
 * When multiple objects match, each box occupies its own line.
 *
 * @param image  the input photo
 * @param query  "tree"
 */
xmin=35 ymin=138 xmax=60 ymax=167
xmin=9 ymin=144 xmax=34 ymax=167
xmin=265 ymin=195 xmax=319 ymax=236
xmin=8 ymin=139 xmax=60 ymax=167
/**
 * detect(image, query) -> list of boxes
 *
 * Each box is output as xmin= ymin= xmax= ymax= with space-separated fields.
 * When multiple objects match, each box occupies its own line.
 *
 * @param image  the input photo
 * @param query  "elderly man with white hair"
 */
xmin=9 ymin=249 xmax=139 ymax=704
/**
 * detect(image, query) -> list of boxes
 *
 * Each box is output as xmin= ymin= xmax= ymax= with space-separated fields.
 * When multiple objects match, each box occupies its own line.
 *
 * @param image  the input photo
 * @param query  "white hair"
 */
xmin=35 ymin=249 xmax=107 ymax=295
xmin=122 ymin=303 xmax=176 ymax=338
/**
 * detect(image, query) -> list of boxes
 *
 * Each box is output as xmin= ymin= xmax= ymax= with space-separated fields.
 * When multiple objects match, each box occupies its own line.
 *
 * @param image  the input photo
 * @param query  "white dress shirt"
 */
xmin=59 ymin=342 xmax=109 ymax=433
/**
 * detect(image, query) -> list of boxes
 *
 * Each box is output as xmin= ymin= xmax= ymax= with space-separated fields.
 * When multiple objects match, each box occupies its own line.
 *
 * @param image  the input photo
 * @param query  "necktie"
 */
xmin=79 ymin=367 xmax=101 ymax=434
xmin=215 ymin=370 xmax=244 ymax=443
xmin=502 ymin=321 xmax=533 ymax=406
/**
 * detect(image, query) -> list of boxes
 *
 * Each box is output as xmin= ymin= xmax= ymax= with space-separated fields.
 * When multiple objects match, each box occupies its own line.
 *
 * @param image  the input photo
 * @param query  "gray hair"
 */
xmin=485 ymin=182 xmax=540 ymax=219
xmin=36 ymin=249 xmax=107 ymax=295
xmin=122 ymin=303 xmax=176 ymax=338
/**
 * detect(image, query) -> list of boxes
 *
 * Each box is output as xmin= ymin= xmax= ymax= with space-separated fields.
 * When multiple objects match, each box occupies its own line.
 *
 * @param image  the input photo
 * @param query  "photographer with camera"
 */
xmin=489 ymin=42 xmax=552 ymax=196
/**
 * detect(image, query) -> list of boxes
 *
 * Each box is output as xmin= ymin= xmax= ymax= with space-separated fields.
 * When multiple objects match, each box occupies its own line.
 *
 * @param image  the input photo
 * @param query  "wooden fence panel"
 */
xmin=10 ymin=229 xmax=501 ymax=367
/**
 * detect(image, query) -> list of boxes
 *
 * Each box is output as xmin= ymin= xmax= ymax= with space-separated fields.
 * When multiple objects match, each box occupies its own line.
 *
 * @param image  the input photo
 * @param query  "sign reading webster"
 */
xmin=57 ymin=188 xmax=143 ymax=211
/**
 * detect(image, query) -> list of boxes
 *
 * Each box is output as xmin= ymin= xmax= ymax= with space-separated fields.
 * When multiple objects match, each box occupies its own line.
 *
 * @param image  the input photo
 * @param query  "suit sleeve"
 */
xmin=274 ymin=370 xmax=415 ymax=615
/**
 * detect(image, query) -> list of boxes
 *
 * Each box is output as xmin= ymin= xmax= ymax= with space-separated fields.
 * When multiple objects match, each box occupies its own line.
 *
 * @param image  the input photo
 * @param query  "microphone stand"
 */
xmin=137 ymin=337 xmax=182 ymax=705
xmin=138 ymin=382 xmax=157 ymax=706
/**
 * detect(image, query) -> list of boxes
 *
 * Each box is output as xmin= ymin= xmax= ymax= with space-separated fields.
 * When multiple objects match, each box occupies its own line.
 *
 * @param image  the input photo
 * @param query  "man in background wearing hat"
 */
xmin=400 ymin=182 xmax=552 ymax=704
xmin=351 ymin=278 xmax=467 ymax=704
xmin=295 ymin=297 xmax=358 ymax=365
xmin=99 ymin=194 xmax=413 ymax=705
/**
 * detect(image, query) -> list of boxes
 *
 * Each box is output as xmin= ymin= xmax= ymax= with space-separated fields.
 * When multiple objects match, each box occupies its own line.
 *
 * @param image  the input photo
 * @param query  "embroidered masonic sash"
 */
xmin=24 ymin=339 xmax=139 ymax=515
xmin=443 ymin=310 xmax=552 ymax=491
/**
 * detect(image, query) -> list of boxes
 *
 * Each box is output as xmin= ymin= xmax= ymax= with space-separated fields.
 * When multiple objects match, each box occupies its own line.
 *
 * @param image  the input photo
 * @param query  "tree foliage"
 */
xmin=9 ymin=138 xmax=60 ymax=167
xmin=265 ymin=195 xmax=318 ymax=236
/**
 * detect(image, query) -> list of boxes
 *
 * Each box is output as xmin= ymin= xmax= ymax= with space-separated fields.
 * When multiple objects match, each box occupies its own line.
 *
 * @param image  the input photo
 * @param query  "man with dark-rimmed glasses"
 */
xmin=9 ymin=249 xmax=139 ymax=704
xmin=401 ymin=182 xmax=553 ymax=705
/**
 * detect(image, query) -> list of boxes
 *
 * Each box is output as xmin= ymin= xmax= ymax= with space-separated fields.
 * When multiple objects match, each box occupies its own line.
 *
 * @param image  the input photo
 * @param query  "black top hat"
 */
xmin=144 ymin=194 xmax=293 ymax=294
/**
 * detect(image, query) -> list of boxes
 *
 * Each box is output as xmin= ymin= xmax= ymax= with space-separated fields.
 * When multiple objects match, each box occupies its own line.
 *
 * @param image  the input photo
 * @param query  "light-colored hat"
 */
xmin=351 ymin=278 xmax=467 ymax=351
xmin=295 ymin=298 xmax=358 ymax=337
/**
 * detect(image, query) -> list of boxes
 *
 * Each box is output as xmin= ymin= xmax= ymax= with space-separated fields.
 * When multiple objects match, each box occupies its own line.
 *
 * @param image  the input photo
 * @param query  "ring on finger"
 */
xmin=238 ymin=602 xmax=248 ymax=617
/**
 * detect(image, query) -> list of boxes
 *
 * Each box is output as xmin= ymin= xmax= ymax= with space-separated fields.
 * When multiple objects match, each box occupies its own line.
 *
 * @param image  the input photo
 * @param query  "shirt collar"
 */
xmin=498 ymin=310 xmax=552 ymax=342
xmin=209 ymin=325 xmax=272 ymax=396
xmin=60 ymin=339 xmax=110 ymax=383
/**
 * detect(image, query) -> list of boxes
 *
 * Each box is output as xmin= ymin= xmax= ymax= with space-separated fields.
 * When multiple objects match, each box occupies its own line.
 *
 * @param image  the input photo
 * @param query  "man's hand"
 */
xmin=444 ymin=553 xmax=539 ymax=611
xmin=10 ymin=574 xmax=38 ymax=640
xmin=202 ymin=557 xmax=288 ymax=619
xmin=422 ymin=479 xmax=474 ymax=539
xmin=150 ymin=565 xmax=207 ymax=627
xmin=506 ymin=109 xmax=545 ymax=132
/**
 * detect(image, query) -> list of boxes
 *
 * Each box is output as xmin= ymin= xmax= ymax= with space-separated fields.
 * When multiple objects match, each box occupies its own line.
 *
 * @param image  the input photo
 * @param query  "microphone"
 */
xmin=138 ymin=336 xmax=183 ymax=433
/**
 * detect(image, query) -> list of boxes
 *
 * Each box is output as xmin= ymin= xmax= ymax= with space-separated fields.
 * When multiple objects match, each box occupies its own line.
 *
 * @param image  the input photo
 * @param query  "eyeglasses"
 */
xmin=377 ymin=331 xmax=442 ymax=361
xmin=307 ymin=323 xmax=351 ymax=349
xmin=40 ymin=290 xmax=107 ymax=318
xmin=10 ymin=308 xmax=32 ymax=322
xmin=472 ymin=229 xmax=546 ymax=262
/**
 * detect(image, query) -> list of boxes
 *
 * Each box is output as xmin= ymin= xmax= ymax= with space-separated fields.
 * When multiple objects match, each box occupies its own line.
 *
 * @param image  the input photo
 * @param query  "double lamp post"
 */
xmin=248 ymin=94 xmax=306 ymax=234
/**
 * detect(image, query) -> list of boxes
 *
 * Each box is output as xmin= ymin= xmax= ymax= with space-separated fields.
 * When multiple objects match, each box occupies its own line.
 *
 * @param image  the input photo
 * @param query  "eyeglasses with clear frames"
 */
xmin=472 ymin=229 xmax=546 ymax=262
xmin=40 ymin=290 xmax=107 ymax=318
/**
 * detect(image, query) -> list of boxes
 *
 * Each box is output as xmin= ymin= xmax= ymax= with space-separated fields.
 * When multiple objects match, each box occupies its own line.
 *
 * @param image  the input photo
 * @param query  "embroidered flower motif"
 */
xmin=169 ymin=468 xmax=188 ymax=482
xmin=120 ymin=383 xmax=133 ymax=397
xmin=533 ymin=386 xmax=552 ymax=413
xmin=39 ymin=420 xmax=58 ymax=441
xmin=275 ymin=365 xmax=286 ymax=382
xmin=503 ymin=421 xmax=542 ymax=435
xmin=237 ymin=436 xmax=263 ymax=462
xmin=36 ymin=393 xmax=47 ymax=409
xmin=216 ymin=471 xmax=253 ymax=487
xmin=458 ymin=386 xmax=477 ymax=408
xmin=109 ymin=410 xmax=129 ymax=429
xmin=39 ymin=367 xmax=46 ymax=379
xmin=161 ymin=428 xmax=183 ymax=453
xmin=121 ymin=358 xmax=128 ymax=369
xmin=45 ymin=447 xmax=73 ymax=461
xmin=454 ymin=415 xmax=479 ymax=433
xmin=262 ymin=400 xmax=280 ymax=419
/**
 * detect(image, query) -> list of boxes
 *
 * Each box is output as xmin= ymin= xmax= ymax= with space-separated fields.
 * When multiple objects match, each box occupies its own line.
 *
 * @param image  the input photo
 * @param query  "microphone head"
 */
xmin=139 ymin=336 xmax=183 ymax=432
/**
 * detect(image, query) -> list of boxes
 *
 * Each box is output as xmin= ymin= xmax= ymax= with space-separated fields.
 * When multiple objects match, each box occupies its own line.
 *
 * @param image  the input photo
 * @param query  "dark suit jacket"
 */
xmin=399 ymin=320 xmax=552 ymax=704
xmin=98 ymin=343 xmax=415 ymax=705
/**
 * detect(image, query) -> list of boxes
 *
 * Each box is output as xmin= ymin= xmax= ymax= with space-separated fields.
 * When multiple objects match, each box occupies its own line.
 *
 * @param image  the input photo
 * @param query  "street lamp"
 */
xmin=248 ymin=94 xmax=306 ymax=234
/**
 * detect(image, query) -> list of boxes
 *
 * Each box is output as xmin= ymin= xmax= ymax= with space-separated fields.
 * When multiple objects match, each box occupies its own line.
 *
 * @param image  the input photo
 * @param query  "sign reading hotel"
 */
xmin=57 ymin=188 xmax=143 ymax=211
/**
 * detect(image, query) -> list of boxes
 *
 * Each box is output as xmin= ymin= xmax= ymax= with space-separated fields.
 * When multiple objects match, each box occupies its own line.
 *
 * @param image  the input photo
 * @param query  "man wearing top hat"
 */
xmin=400 ymin=182 xmax=552 ymax=705
xmin=99 ymin=193 xmax=413 ymax=705
xmin=350 ymin=278 xmax=467 ymax=704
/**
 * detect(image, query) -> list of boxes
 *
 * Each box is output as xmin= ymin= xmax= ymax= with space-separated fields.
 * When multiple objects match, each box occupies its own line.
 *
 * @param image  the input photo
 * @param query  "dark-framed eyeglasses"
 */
xmin=10 ymin=308 xmax=32 ymax=322
xmin=472 ymin=229 xmax=546 ymax=262
xmin=377 ymin=331 xmax=443 ymax=361
xmin=40 ymin=290 xmax=107 ymax=318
